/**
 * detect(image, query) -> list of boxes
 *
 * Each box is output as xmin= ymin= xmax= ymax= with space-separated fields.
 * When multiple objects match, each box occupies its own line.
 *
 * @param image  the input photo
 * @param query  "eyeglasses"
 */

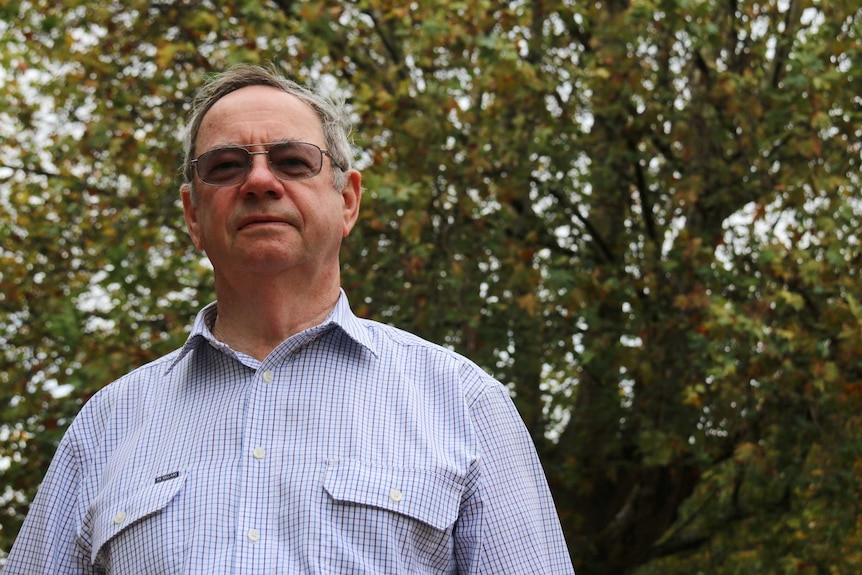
xmin=190 ymin=141 xmax=345 ymax=187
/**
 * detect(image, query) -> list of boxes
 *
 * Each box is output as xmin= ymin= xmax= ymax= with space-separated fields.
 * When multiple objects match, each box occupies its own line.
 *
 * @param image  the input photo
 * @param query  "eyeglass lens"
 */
xmin=196 ymin=142 xmax=324 ymax=186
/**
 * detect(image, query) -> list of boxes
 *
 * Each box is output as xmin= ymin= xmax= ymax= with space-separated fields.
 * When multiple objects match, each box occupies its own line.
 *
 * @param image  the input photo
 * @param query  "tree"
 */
xmin=2 ymin=1 xmax=861 ymax=573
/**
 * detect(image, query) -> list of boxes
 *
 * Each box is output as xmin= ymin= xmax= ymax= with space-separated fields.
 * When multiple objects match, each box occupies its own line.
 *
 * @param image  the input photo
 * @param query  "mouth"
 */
xmin=237 ymin=214 xmax=296 ymax=231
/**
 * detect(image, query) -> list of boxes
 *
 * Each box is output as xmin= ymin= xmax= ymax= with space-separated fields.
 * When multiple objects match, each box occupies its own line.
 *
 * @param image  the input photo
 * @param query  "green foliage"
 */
xmin=2 ymin=1 xmax=862 ymax=573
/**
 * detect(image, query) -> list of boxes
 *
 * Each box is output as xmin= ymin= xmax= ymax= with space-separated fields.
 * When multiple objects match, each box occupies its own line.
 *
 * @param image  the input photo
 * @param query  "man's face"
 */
xmin=181 ymin=85 xmax=361 ymax=282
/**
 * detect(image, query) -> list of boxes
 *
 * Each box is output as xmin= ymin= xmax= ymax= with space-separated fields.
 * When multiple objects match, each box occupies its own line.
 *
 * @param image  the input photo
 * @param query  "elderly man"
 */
xmin=4 ymin=65 xmax=575 ymax=574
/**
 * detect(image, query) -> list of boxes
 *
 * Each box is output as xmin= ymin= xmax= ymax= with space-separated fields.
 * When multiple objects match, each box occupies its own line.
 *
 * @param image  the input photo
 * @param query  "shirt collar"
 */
xmin=165 ymin=290 xmax=377 ymax=374
xmin=325 ymin=289 xmax=378 ymax=355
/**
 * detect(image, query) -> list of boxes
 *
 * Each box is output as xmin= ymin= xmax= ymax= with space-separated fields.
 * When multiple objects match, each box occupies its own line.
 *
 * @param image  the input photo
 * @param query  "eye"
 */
xmin=206 ymin=149 xmax=246 ymax=174
xmin=196 ymin=148 xmax=249 ymax=184
xmin=270 ymin=144 xmax=317 ymax=177
xmin=273 ymin=154 xmax=309 ymax=170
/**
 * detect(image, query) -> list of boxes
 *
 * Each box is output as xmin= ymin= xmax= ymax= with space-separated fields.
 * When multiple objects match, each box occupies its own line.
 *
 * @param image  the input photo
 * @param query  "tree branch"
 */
xmin=0 ymin=163 xmax=61 ymax=179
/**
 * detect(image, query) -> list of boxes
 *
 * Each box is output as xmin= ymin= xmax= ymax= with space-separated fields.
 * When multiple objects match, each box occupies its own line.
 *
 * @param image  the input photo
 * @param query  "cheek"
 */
xmin=193 ymin=206 xmax=228 ymax=249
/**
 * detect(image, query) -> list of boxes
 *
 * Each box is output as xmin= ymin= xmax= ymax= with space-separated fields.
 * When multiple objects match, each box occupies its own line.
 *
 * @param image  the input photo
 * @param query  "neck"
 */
xmin=210 ymin=268 xmax=341 ymax=361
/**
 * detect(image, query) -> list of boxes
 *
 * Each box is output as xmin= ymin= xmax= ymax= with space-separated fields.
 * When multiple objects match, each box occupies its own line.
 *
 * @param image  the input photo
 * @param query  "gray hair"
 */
xmin=182 ymin=64 xmax=353 ymax=194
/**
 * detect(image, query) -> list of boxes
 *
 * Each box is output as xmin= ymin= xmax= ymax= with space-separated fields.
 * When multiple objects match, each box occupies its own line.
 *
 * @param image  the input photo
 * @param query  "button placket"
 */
xmin=242 ymin=366 xmax=278 ymax=551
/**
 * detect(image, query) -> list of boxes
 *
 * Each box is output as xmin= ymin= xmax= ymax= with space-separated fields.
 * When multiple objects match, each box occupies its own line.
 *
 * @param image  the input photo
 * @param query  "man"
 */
xmin=4 ymin=65 xmax=575 ymax=574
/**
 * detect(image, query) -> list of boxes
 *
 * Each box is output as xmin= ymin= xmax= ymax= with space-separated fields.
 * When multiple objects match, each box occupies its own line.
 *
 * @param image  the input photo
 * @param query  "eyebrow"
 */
xmin=206 ymin=138 xmax=300 ymax=151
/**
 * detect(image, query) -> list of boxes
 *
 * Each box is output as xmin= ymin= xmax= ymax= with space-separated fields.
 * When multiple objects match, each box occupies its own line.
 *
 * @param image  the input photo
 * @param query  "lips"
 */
xmin=236 ymin=213 xmax=297 ymax=230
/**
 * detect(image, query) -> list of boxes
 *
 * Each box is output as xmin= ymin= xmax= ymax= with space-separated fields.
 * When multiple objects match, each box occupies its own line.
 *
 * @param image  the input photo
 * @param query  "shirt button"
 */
xmin=247 ymin=528 xmax=261 ymax=542
xmin=253 ymin=446 xmax=266 ymax=460
xmin=389 ymin=489 xmax=403 ymax=503
xmin=113 ymin=511 xmax=127 ymax=525
xmin=261 ymin=370 xmax=274 ymax=383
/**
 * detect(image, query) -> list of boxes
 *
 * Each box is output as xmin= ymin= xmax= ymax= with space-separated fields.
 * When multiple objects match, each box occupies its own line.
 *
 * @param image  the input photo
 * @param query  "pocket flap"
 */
xmin=324 ymin=461 xmax=463 ymax=531
xmin=88 ymin=471 xmax=187 ymax=563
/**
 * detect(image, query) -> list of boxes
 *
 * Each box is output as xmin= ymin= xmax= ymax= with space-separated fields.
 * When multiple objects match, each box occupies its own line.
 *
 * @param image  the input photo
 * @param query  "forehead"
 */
xmin=196 ymin=85 xmax=324 ymax=150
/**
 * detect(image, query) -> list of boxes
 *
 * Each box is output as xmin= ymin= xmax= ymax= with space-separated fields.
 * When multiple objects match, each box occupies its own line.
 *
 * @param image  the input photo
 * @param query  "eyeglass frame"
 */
xmin=189 ymin=140 xmax=346 ymax=187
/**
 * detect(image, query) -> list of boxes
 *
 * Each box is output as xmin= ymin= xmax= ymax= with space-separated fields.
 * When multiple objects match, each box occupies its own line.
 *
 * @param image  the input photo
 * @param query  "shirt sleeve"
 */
xmin=3 ymin=425 xmax=98 ymax=575
xmin=454 ymin=378 xmax=576 ymax=574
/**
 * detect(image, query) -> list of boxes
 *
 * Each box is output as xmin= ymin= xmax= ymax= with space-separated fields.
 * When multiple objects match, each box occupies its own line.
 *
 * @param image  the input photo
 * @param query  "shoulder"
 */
xmin=354 ymin=317 xmax=505 ymax=406
xmin=355 ymin=317 xmax=475 ymax=368
xmin=89 ymin=347 xmax=183 ymax=403
xmin=67 ymin=348 xmax=184 ymax=443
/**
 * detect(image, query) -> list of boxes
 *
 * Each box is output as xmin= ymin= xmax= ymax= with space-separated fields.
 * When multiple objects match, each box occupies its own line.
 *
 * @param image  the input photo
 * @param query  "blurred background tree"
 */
xmin=1 ymin=1 xmax=861 ymax=573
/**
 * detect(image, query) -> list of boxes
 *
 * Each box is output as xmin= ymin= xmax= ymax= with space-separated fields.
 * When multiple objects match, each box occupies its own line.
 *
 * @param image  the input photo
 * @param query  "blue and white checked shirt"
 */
xmin=5 ymin=291 xmax=575 ymax=574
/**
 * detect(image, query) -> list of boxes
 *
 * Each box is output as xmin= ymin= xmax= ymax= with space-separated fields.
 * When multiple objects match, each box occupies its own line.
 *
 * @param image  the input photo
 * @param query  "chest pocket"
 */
xmin=323 ymin=460 xmax=463 ymax=531
xmin=85 ymin=472 xmax=188 ymax=570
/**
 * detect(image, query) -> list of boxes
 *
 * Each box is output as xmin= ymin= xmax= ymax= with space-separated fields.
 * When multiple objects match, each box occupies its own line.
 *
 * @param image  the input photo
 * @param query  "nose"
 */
xmin=241 ymin=151 xmax=283 ymax=197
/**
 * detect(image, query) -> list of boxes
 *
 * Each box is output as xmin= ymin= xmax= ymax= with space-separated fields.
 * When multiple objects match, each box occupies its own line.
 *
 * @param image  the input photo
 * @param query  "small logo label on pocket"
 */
xmin=155 ymin=471 xmax=180 ymax=484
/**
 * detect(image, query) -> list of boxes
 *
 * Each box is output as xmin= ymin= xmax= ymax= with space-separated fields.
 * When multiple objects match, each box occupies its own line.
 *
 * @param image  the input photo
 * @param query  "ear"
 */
xmin=181 ymin=183 xmax=204 ymax=250
xmin=340 ymin=170 xmax=362 ymax=238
